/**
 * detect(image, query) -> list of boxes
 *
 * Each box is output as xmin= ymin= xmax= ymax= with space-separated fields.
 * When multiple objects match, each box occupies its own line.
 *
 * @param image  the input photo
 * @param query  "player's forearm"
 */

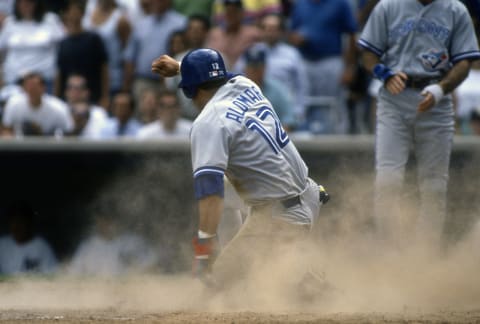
xmin=439 ymin=59 xmax=471 ymax=94
xmin=343 ymin=33 xmax=357 ymax=68
xmin=361 ymin=50 xmax=381 ymax=74
xmin=198 ymin=195 xmax=224 ymax=235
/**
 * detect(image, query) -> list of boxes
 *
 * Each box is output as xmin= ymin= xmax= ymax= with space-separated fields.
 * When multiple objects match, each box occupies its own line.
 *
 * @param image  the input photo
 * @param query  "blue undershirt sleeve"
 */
xmin=194 ymin=173 xmax=225 ymax=200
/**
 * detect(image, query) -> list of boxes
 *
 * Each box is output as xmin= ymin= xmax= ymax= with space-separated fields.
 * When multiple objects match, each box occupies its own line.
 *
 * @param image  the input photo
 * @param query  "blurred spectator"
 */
xmin=471 ymin=107 xmax=480 ymax=135
xmin=288 ymin=0 xmax=358 ymax=134
xmin=65 ymin=74 xmax=109 ymax=139
xmin=206 ymin=0 xmax=260 ymax=69
xmin=0 ymin=202 xmax=57 ymax=275
xmin=100 ymin=91 xmax=140 ymax=138
xmin=86 ymin=0 xmax=152 ymax=23
xmin=173 ymin=0 xmax=214 ymax=17
xmin=455 ymin=60 xmax=480 ymax=134
xmin=56 ymin=0 xmax=109 ymax=109
xmin=165 ymin=14 xmax=211 ymax=120
xmin=83 ymin=0 xmax=132 ymax=96
xmin=0 ymin=0 xmax=13 ymax=28
xmin=344 ymin=0 xmax=377 ymax=134
xmin=242 ymin=45 xmax=296 ymax=130
xmin=123 ymin=0 xmax=186 ymax=103
xmin=1 ymin=72 xmax=73 ymax=137
xmin=0 ymin=0 xmax=65 ymax=91
xmin=167 ymin=29 xmax=187 ymax=57
xmin=137 ymin=88 xmax=159 ymax=124
xmin=69 ymin=212 xmax=158 ymax=276
xmin=136 ymin=90 xmax=192 ymax=139
xmin=234 ymin=14 xmax=308 ymax=124
xmin=212 ymin=0 xmax=281 ymax=25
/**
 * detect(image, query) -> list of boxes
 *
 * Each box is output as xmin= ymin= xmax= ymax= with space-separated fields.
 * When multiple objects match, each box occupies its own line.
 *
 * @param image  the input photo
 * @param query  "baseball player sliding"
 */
xmin=359 ymin=0 xmax=480 ymax=247
xmin=151 ymin=48 xmax=329 ymax=292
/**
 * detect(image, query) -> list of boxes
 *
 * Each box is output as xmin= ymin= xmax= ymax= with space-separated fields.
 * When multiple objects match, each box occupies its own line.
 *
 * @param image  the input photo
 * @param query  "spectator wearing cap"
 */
xmin=165 ymin=14 xmax=211 ymax=120
xmin=0 ymin=0 xmax=65 ymax=92
xmin=241 ymin=45 xmax=296 ymax=131
xmin=1 ymin=72 xmax=73 ymax=137
xmin=288 ymin=0 xmax=358 ymax=133
xmin=0 ymin=201 xmax=58 ymax=276
xmin=206 ymin=0 xmax=260 ymax=69
xmin=136 ymin=90 xmax=192 ymax=139
xmin=123 ymin=0 xmax=186 ymax=104
xmin=234 ymin=14 xmax=308 ymax=124
xmin=212 ymin=0 xmax=282 ymax=26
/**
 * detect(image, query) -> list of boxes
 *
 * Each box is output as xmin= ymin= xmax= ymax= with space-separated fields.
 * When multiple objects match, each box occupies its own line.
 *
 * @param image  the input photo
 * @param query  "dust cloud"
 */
xmin=0 ymin=160 xmax=479 ymax=317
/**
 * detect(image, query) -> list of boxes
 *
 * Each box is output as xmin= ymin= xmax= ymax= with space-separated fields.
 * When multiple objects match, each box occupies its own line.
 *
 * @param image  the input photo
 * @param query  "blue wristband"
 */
xmin=373 ymin=64 xmax=395 ymax=82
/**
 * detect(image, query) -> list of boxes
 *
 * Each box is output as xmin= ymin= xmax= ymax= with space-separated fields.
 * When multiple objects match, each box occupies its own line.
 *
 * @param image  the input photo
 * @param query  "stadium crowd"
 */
xmin=0 ymin=0 xmax=478 ymax=140
xmin=0 ymin=0 xmax=479 ymax=277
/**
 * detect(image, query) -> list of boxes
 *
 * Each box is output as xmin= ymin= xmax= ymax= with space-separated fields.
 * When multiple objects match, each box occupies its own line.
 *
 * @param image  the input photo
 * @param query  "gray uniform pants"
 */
xmin=374 ymin=87 xmax=455 ymax=247
xmin=212 ymin=178 xmax=321 ymax=289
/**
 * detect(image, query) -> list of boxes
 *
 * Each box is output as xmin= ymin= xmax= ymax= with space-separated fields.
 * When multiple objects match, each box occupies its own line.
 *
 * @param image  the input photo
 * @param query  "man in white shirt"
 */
xmin=68 ymin=213 xmax=158 ymax=277
xmin=1 ymin=72 xmax=73 ymax=137
xmin=137 ymin=90 xmax=192 ymax=139
xmin=64 ymin=73 xmax=108 ymax=139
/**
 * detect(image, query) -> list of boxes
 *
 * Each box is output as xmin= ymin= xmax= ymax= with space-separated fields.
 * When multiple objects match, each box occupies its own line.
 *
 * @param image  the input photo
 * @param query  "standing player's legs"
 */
xmin=374 ymin=89 xmax=414 ymax=244
xmin=413 ymin=100 xmax=455 ymax=248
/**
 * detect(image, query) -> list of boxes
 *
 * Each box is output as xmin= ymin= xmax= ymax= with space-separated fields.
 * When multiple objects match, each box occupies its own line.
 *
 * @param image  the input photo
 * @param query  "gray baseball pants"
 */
xmin=374 ymin=87 xmax=455 ymax=246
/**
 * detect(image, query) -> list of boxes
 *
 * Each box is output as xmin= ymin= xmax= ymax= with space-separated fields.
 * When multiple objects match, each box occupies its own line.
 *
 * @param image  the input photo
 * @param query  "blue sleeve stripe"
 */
xmin=193 ymin=166 xmax=225 ymax=178
xmin=194 ymin=174 xmax=224 ymax=200
xmin=451 ymin=51 xmax=480 ymax=63
xmin=358 ymin=39 xmax=383 ymax=57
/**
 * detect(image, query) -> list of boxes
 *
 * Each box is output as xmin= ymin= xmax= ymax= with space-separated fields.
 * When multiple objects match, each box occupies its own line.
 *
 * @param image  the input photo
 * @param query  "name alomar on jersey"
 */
xmin=390 ymin=18 xmax=450 ymax=42
xmin=225 ymin=85 xmax=265 ymax=124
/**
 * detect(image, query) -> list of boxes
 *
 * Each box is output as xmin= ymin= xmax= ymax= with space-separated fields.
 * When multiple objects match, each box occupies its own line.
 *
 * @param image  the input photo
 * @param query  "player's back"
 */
xmin=190 ymin=75 xmax=308 ymax=205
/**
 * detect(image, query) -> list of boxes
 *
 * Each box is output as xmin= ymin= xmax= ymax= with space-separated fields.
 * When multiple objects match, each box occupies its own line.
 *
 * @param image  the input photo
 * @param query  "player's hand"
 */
xmin=418 ymin=84 xmax=444 ymax=113
xmin=151 ymin=55 xmax=180 ymax=77
xmin=417 ymin=92 xmax=435 ymax=112
xmin=192 ymin=235 xmax=218 ymax=278
xmin=385 ymin=72 xmax=408 ymax=95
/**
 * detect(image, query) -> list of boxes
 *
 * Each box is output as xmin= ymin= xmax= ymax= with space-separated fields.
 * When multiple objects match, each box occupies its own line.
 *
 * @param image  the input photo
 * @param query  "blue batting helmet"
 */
xmin=178 ymin=48 xmax=227 ymax=99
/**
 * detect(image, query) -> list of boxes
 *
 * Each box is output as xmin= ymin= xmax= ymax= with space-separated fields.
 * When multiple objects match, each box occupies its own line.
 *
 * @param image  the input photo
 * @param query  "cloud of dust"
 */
xmin=1 ymin=159 xmax=479 ymax=316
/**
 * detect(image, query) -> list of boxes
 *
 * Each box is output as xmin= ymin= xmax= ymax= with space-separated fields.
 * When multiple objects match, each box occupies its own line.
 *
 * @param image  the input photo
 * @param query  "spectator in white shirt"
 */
xmin=0 ymin=0 xmax=64 ymax=92
xmin=1 ymin=72 xmax=73 ymax=137
xmin=0 ymin=201 xmax=58 ymax=275
xmin=64 ymin=74 xmax=108 ymax=139
xmin=136 ymin=90 xmax=192 ymax=139
xmin=69 ymin=212 xmax=158 ymax=277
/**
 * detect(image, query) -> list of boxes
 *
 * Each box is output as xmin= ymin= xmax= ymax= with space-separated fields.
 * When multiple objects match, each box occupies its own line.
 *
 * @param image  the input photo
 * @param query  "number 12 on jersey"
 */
xmin=245 ymin=105 xmax=289 ymax=154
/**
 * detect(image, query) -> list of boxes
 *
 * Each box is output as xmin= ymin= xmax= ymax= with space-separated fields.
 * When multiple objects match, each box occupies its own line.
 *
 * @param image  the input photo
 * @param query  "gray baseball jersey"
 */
xmin=190 ymin=75 xmax=308 ymax=206
xmin=359 ymin=0 xmax=480 ymax=77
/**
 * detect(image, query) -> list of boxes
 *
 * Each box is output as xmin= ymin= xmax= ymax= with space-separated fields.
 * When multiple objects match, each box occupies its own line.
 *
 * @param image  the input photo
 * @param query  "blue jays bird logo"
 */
xmin=420 ymin=49 xmax=449 ymax=71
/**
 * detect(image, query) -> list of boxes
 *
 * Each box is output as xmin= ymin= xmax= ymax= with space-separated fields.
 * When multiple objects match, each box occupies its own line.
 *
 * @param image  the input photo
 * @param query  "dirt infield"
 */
xmin=2 ymin=309 xmax=480 ymax=323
